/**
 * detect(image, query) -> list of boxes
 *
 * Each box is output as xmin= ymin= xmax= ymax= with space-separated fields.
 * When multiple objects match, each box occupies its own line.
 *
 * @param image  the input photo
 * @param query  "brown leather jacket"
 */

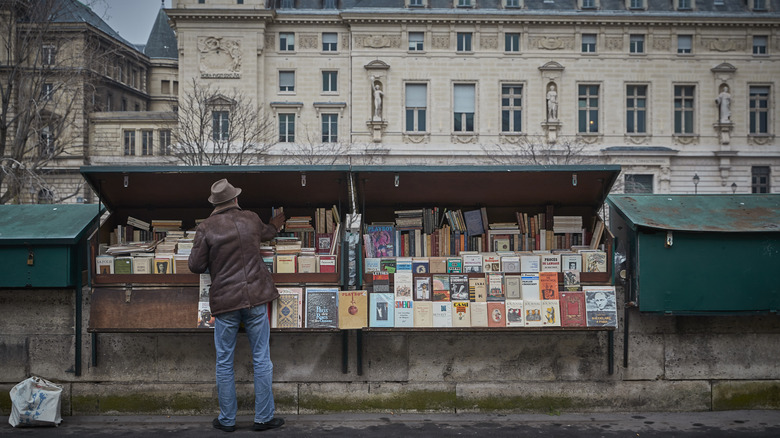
xmin=188 ymin=205 xmax=279 ymax=315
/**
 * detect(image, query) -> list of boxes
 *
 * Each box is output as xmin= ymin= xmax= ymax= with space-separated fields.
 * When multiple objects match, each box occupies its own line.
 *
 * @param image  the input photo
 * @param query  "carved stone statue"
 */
xmin=716 ymin=85 xmax=732 ymax=123
xmin=546 ymin=83 xmax=558 ymax=122
xmin=372 ymin=79 xmax=383 ymax=121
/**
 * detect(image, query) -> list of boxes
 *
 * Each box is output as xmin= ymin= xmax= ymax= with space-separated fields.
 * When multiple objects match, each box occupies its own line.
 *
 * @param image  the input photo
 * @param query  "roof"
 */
xmin=0 ymin=204 xmax=104 ymax=245
xmin=606 ymin=194 xmax=780 ymax=233
xmin=145 ymin=6 xmax=178 ymax=60
xmin=45 ymin=0 xmax=140 ymax=52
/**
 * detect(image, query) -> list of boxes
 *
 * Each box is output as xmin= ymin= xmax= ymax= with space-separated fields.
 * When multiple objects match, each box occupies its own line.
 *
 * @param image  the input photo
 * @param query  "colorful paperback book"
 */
xmin=487 ymin=302 xmax=506 ymax=327
xmin=318 ymin=254 xmax=337 ymax=273
xmin=505 ymin=275 xmax=521 ymax=299
xmin=197 ymin=301 xmax=215 ymax=328
xmin=414 ymin=276 xmax=432 ymax=301
xmin=469 ymin=277 xmax=487 ymax=302
xmin=539 ymin=271 xmax=559 ymax=300
xmin=505 ymin=299 xmax=524 ymax=327
xmin=369 ymin=292 xmax=394 ymax=327
xmin=367 ymin=224 xmax=395 ymax=257
xmin=541 ymin=299 xmax=561 ymax=326
xmin=482 ymin=253 xmax=501 ymax=273
xmin=96 ymin=255 xmax=114 ymax=274
xmin=432 ymin=302 xmax=453 ymax=327
xmin=470 ymin=301 xmax=488 ymax=327
xmin=432 ymin=274 xmax=450 ymax=301
xmin=520 ymin=273 xmax=540 ymax=300
xmin=563 ymin=270 xmax=581 ymax=291
xmin=524 ymin=300 xmax=544 ymax=327
xmin=559 ymin=291 xmax=587 ymax=327
xmin=372 ymin=273 xmax=390 ymax=293
xmin=486 ymin=272 xmax=505 ymax=301
xmin=413 ymin=301 xmax=433 ymax=327
xmin=584 ymin=286 xmax=618 ymax=327
xmin=395 ymin=257 xmax=413 ymax=272
xmin=114 ymin=256 xmax=133 ymax=274
xmin=365 ymin=257 xmax=381 ymax=274
xmin=582 ymin=250 xmax=608 ymax=273
xmin=452 ymin=301 xmax=471 ymax=327
xmin=394 ymin=272 xmax=413 ymax=301
xmin=274 ymin=287 xmax=303 ymax=328
xmin=153 ymin=256 xmax=172 ymax=274
xmin=379 ymin=258 xmax=397 ymax=274
xmin=446 ymin=257 xmax=463 ymax=273
xmin=394 ymin=300 xmax=414 ymax=327
xmin=305 ymin=287 xmax=339 ymax=328
xmin=338 ymin=290 xmax=368 ymax=329
xmin=449 ymin=274 xmax=469 ymax=301
xmin=412 ymin=258 xmax=430 ymax=274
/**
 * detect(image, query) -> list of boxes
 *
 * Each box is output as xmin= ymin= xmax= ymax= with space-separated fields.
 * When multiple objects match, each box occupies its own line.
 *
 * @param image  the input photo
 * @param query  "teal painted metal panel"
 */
xmin=0 ymin=245 xmax=73 ymax=287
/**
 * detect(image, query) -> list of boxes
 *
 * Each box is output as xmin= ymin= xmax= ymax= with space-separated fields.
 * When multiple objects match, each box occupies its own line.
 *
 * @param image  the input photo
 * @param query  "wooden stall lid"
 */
xmin=89 ymin=287 xmax=198 ymax=331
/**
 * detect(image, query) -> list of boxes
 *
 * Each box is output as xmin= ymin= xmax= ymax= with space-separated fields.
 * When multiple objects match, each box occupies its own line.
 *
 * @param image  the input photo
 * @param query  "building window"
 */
xmin=280 ymin=0 xmax=294 ymax=8
xmin=625 ymin=174 xmax=654 ymax=194
xmin=677 ymin=0 xmax=691 ymax=9
xmin=581 ymin=0 xmax=596 ymax=8
xmin=456 ymin=0 xmax=473 ymax=6
xmin=677 ymin=35 xmax=692 ymax=54
xmin=457 ymin=32 xmax=472 ymax=52
xmin=41 ymin=83 xmax=53 ymax=101
xmin=322 ymin=32 xmax=337 ymax=51
xmin=409 ymin=0 xmax=424 ymax=6
xmin=279 ymin=71 xmax=295 ymax=92
xmin=41 ymin=45 xmax=56 ymax=66
xmin=161 ymin=80 xmax=170 ymax=94
xmin=501 ymin=84 xmax=523 ymax=133
xmin=106 ymin=93 xmax=113 ymax=111
xmin=323 ymin=0 xmax=337 ymax=8
xmin=453 ymin=84 xmax=475 ymax=132
xmin=674 ymin=85 xmax=695 ymax=134
xmin=159 ymin=130 xmax=171 ymax=155
xmin=626 ymin=85 xmax=647 ymax=134
xmin=582 ymin=34 xmax=596 ymax=53
xmin=749 ymin=86 xmax=770 ymax=134
xmin=322 ymin=71 xmax=338 ymax=93
xmin=212 ymin=111 xmax=230 ymax=141
xmin=629 ymin=34 xmax=645 ymax=54
xmin=505 ymin=0 xmax=520 ymax=7
xmin=141 ymin=130 xmax=153 ymax=156
xmin=238 ymin=0 xmax=243 ymax=3
xmin=322 ymin=114 xmax=338 ymax=142
xmin=39 ymin=126 xmax=54 ymax=156
xmin=752 ymin=0 xmax=767 ymax=11
xmin=629 ymin=0 xmax=644 ymax=8
xmin=280 ymin=32 xmax=295 ymax=51
xmin=279 ymin=114 xmax=295 ymax=142
xmin=751 ymin=167 xmax=771 ymax=193
xmin=753 ymin=36 xmax=768 ymax=55
xmin=578 ymin=84 xmax=600 ymax=133
xmin=405 ymin=83 xmax=427 ymax=132
xmin=124 ymin=130 xmax=136 ymax=155
xmin=505 ymin=33 xmax=520 ymax=52
xmin=121 ymin=98 xmax=127 ymax=111
xmin=409 ymin=32 xmax=424 ymax=51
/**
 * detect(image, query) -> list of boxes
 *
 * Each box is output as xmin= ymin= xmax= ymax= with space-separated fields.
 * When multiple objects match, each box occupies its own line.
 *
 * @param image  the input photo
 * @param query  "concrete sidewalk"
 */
xmin=3 ymin=411 xmax=780 ymax=437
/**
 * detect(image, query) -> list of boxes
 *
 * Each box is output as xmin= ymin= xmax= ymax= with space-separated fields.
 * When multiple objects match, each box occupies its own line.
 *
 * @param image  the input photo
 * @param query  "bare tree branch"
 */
xmin=480 ymin=134 xmax=594 ymax=166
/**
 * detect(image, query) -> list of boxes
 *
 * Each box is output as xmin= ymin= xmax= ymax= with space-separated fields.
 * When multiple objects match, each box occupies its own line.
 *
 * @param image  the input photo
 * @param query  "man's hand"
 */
xmin=269 ymin=213 xmax=286 ymax=232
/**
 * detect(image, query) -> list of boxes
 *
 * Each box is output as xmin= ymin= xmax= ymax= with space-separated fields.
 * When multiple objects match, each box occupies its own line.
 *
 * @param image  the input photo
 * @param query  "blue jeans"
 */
xmin=214 ymin=304 xmax=275 ymax=426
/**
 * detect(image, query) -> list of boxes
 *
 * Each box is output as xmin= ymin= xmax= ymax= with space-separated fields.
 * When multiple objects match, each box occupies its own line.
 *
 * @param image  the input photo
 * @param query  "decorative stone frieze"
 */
xmin=198 ymin=36 xmax=242 ymax=79
xmin=354 ymin=34 xmax=401 ymax=49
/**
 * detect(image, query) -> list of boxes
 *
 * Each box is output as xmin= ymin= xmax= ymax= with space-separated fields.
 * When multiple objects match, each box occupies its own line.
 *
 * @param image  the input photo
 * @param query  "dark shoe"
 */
xmin=213 ymin=418 xmax=236 ymax=432
xmin=253 ymin=417 xmax=285 ymax=431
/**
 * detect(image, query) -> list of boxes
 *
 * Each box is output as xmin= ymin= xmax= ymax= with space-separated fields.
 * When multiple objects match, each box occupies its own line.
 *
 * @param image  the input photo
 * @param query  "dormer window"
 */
xmin=752 ymin=0 xmax=767 ymax=11
xmin=676 ymin=0 xmax=692 ymax=10
xmin=504 ymin=0 xmax=521 ymax=7
xmin=456 ymin=0 xmax=473 ymax=7
xmin=323 ymin=0 xmax=337 ymax=8
xmin=580 ymin=0 xmax=597 ymax=9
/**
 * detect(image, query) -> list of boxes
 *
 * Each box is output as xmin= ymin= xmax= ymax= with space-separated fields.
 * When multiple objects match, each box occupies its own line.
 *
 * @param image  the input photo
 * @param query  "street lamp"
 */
xmin=693 ymin=173 xmax=700 ymax=194
xmin=731 ymin=182 xmax=737 ymax=194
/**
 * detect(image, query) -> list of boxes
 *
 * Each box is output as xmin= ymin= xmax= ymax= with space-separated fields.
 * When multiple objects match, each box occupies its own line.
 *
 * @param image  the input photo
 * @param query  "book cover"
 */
xmin=504 ymin=275 xmax=521 ymax=299
xmin=197 ymin=301 xmax=215 ymax=328
xmin=582 ymin=250 xmax=608 ymax=273
xmin=520 ymin=254 xmax=541 ymax=273
xmin=487 ymin=302 xmax=506 ymax=328
xmin=395 ymin=257 xmax=413 ymax=272
xmin=414 ymin=276 xmax=432 ymax=301
xmin=524 ymin=300 xmax=544 ymax=327
xmin=429 ymin=257 xmax=448 ymax=273
xmin=364 ymin=257 xmax=381 ymax=274
xmin=470 ymin=301 xmax=488 ymax=327
xmin=505 ymin=299 xmax=524 ymax=327
xmin=432 ymin=302 xmax=453 ymax=327
xmin=541 ymin=299 xmax=561 ymax=326
xmin=412 ymin=258 xmax=430 ymax=274
xmin=372 ymin=273 xmax=391 ymax=293
xmin=464 ymin=209 xmax=485 ymax=236
xmin=132 ymin=255 xmax=152 ymax=274
xmin=413 ymin=301 xmax=433 ymax=327
xmin=276 ymin=254 xmax=297 ymax=273
xmin=305 ymin=287 xmax=339 ymax=328
xmin=114 ymin=256 xmax=133 ymax=274
xmin=173 ymin=254 xmax=192 ymax=274
xmin=96 ymin=255 xmax=114 ymax=274
xmin=446 ymin=257 xmax=462 ymax=273
xmin=297 ymin=255 xmax=317 ymax=273
xmin=367 ymin=224 xmax=395 ymax=257
xmin=432 ymin=274 xmax=450 ymax=301
xmin=540 ymin=254 xmax=561 ymax=272
xmin=452 ymin=301 xmax=471 ymax=327
xmin=584 ymin=286 xmax=618 ymax=327
xmin=318 ymin=254 xmax=337 ymax=273
xmin=338 ymin=290 xmax=368 ymax=329
xmin=482 ymin=253 xmax=501 ymax=272
xmin=369 ymin=292 xmax=394 ymax=327
xmin=394 ymin=300 xmax=414 ymax=327
xmin=486 ymin=273 xmax=505 ymax=301
xmin=501 ymin=256 xmax=521 ymax=273
xmin=275 ymin=287 xmax=303 ymax=328
xmin=462 ymin=253 xmax=483 ymax=273
xmin=561 ymin=253 xmax=582 ymax=272
xmin=379 ymin=258 xmax=397 ymax=274
xmin=316 ymin=233 xmax=332 ymax=254
xmin=559 ymin=291 xmax=587 ymax=327
xmin=520 ymin=273 xmax=540 ymax=300
xmin=469 ymin=277 xmax=487 ymax=302
xmin=153 ymin=256 xmax=173 ymax=274
xmin=449 ymin=274 xmax=469 ymax=301
xmin=563 ymin=270 xmax=581 ymax=291
xmin=394 ymin=272 xmax=414 ymax=301
xmin=539 ymin=271 xmax=559 ymax=300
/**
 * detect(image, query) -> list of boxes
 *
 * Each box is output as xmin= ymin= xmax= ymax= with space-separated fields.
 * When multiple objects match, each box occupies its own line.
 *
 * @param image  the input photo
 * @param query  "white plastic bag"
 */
xmin=8 ymin=376 xmax=63 ymax=427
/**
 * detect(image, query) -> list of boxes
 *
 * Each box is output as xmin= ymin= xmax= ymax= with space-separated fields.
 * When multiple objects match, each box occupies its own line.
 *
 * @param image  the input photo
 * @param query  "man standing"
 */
xmin=189 ymin=179 xmax=286 ymax=432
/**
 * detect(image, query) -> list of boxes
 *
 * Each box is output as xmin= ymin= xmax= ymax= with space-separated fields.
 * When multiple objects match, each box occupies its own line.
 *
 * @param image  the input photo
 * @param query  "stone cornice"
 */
xmin=166 ymin=9 xmax=275 ymax=23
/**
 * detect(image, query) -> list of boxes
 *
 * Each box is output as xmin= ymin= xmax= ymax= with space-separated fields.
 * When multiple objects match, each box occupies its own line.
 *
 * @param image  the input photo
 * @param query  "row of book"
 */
xmin=97 ymin=252 xmax=338 ymax=275
xmin=365 ymin=250 xmax=608 ymax=275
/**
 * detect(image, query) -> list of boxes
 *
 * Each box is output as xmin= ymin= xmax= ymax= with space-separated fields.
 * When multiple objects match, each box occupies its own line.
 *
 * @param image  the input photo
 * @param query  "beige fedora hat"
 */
xmin=208 ymin=178 xmax=242 ymax=204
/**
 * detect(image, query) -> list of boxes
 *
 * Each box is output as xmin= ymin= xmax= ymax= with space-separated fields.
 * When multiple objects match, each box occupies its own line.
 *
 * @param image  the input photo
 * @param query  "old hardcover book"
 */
xmin=563 ymin=270 xmax=581 ymax=291
xmin=338 ymin=290 xmax=368 ymax=329
xmin=520 ymin=254 xmax=541 ymax=273
xmin=394 ymin=272 xmax=414 ymax=301
xmin=561 ymin=253 xmax=582 ymax=272
xmin=540 ymin=253 xmax=561 ymax=272
xmin=276 ymin=254 xmax=297 ymax=273
xmin=432 ymin=274 xmax=451 ymax=301
xmin=487 ymin=302 xmax=506 ymax=327
xmin=504 ymin=275 xmax=521 ymax=299
xmin=114 ymin=256 xmax=133 ymax=274
xmin=524 ymin=300 xmax=544 ymax=327
xmin=482 ymin=253 xmax=501 ymax=273
xmin=197 ymin=301 xmax=215 ymax=328
xmin=413 ymin=301 xmax=433 ymax=327
xmin=429 ymin=257 xmax=448 ymax=273
xmin=541 ymin=299 xmax=561 ymax=326
xmin=173 ymin=254 xmax=191 ymax=274
xmin=414 ymin=275 xmax=432 ymax=301
xmin=449 ymin=274 xmax=469 ymax=301
xmin=318 ymin=254 xmax=337 ymax=273
xmin=432 ymin=302 xmax=453 ymax=327
xmin=469 ymin=277 xmax=487 ymax=302
xmin=305 ymin=287 xmax=339 ymax=328
xmin=486 ymin=272 xmax=505 ymax=301
xmin=369 ymin=292 xmax=394 ymax=327
xmin=584 ymin=286 xmax=618 ymax=327
xmin=275 ymin=287 xmax=303 ymax=328
xmin=298 ymin=255 xmax=317 ymax=273
xmin=394 ymin=300 xmax=414 ymax=328
xmin=452 ymin=301 xmax=471 ymax=327
xmin=539 ymin=271 xmax=559 ymax=300
xmin=520 ymin=273 xmax=540 ymax=300
xmin=501 ymin=256 xmax=521 ymax=273
xmin=505 ymin=299 xmax=524 ymax=327
xmin=470 ymin=301 xmax=488 ymax=327
xmin=582 ymin=250 xmax=608 ymax=273
xmin=559 ymin=291 xmax=587 ymax=327
xmin=96 ymin=255 xmax=114 ymax=274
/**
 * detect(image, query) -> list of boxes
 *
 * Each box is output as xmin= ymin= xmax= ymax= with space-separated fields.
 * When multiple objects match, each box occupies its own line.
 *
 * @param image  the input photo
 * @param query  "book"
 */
xmin=394 ymin=272 xmax=413 ymax=301
xmin=274 ymin=287 xmax=303 ymax=328
xmin=432 ymin=274 xmax=450 ymax=301
xmin=539 ymin=271 xmax=559 ymax=300
xmin=394 ymin=300 xmax=414 ymax=327
xmin=373 ymin=273 xmax=390 ymax=293
xmin=563 ymin=270 xmax=581 ymax=291
xmin=318 ymin=254 xmax=337 ymax=273
xmin=429 ymin=257 xmax=448 ymax=273
xmin=524 ymin=300 xmax=544 ymax=327
xmin=132 ymin=255 xmax=152 ymax=274
xmin=541 ymin=299 xmax=561 ymax=326
xmin=364 ymin=257 xmax=381 ymax=274
xmin=297 ymin=255 xmax=317 ymax=273
xmin=305 ymin=287 xmax=339 ymax=328
xmin=520 ymin=273 xmax=540 ymax=300
xmin=504 ymin=275 xmax=521 ymax=299
xmin=316 ymin=233 xmax=332 ymax=254
xmin=338 ymin=290 xmax=368 ymax=329
xmin=114 ymin=256 xmax=133 ymax=274
xmin=395 ymin=257 xmax=413 ymax=272
xmin=452 ymin=301 xmax=471 ymax=327
xmin=153 ymin=256 xmax=173 ymax=274
xmin=414 ymin=276 xmax=432 ymax=301
xmin=96 ymin=255 xmax=114 ymax=274
xmin=449 ymin=274 xmax=469 ymax=301
xmin=501 ymin=256 xmax=521 ymax=273
xmin=412 ymin=258 xmax=430 ymax=274
xmin=463 ymin=209 xmax=485 ymax=237
xmin=446 ymin=257 xmax=462 ymax=273
xmin=197 ymin=301 xmax=215 ymax=328
xmin=432 ymin=302 xmax=453 ymax=327
xmin=505 ymin=299 xmax=524 ymax=327
xmin=482 ymin=253 xmax=501 ymax=273
xmin=369 ymin=292 xmax=394 ymax=327
xmin=470 ymin=301 xmax=488 ymax=327
xmin=413 ymin=301 xmax=433 ymax=327
xmin=487 ymin=302 xmax=506 ymax=327
xmin=590 ymin=218 xmax=605 ymax=249
xmin=469 ymin=277 xmax=487 ymax=302
xmin=379 ymin=258 xmax=397 ymax=274
xmin=366 ymin=224 xmax=395 ymax=257
xmin=540 ymin=254 xmax=561 ymax=272
xmin=173 ymin=254 xmax=191 ymax=274
xmin=462 ymin=252 xmax=483 ymax=273
xmin=276 ymin=254 xmax=297 ymax=273
xmin=559 ymin=291 xmax=587 ymax=327
xmin=520 ymin=254 xmax=541 ymax=273
xmin=561 ymin=253 xmax=582 ymax=272
xmin=582 ymin=250 xmax=608 ymax=273
xmin=486 ymin=273 xmax=505 ymax=301
xmin=584 ymin=286 xmax=618 ymax=327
